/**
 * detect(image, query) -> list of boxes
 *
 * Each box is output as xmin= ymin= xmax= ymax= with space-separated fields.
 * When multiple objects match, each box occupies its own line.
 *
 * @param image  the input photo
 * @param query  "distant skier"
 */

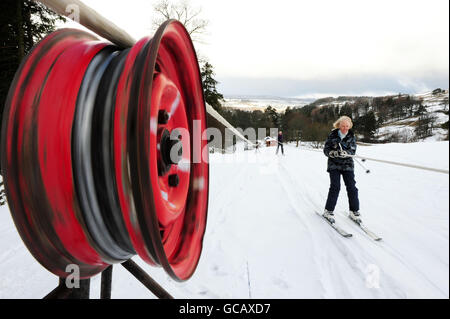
xmin=276 ymin=131 xmax=284 ymax=155
xmin=255 ymin=141 xmax=260 ymax=153
xmin=322 ymin=116 xmax=360 ymax=223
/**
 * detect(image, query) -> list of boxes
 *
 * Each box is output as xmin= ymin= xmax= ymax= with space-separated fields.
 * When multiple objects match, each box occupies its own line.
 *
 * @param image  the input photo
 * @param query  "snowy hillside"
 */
xmin=0 ymin=141 xmax=448 ymax=298
xmin=375 ymin=90 xmax=449 ymax=142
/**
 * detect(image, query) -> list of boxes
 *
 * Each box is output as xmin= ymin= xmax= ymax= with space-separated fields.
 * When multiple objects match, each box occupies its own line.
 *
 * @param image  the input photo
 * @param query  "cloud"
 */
xmin=57 ymin=0 xmax=449 ymax=97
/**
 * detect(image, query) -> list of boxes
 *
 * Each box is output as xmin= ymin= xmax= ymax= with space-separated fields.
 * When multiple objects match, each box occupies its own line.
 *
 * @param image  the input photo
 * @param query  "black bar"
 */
xmin=70 ymin=278 xmax=90 ymax=299
xmin=100 ymin=266 xmax=113 ymax=299
xmin=121 ymin=259 xmax=173 ymax=299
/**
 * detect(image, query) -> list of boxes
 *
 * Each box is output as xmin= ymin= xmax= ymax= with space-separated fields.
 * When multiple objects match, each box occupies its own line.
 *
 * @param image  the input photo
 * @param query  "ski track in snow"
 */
xmin=0 ymin=142 xmax=448 ymax=298
xmin=276 ymin=158 xmax=391 ymax=298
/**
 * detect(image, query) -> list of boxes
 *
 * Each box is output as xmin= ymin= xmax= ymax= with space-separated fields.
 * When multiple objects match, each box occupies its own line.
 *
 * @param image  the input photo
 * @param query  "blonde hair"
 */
xmin=333 ymin=116 xmax=353 ymax=129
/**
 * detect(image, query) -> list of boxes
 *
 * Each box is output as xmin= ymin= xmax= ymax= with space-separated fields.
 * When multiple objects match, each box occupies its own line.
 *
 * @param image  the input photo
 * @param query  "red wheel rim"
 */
xmin=2 ymin=21 xmax=209 ymax=281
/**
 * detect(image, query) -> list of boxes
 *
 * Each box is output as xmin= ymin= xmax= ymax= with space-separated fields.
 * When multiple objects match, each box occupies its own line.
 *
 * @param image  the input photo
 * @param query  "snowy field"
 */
xmin=223 ymin=96 xmax=312 ymax=112
xmin=0 ymin=141 xmax=448 ymax=299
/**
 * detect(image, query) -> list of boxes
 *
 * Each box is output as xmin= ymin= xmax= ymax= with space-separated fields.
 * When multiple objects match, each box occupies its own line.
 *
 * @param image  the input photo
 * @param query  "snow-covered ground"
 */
xmin=0 ymin=141 xmax=448 ymax=299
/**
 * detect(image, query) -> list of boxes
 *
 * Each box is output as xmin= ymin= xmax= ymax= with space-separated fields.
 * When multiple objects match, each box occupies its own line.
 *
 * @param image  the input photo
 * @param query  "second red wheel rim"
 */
xmin=114 ymin=20 xmax=209 ymax=281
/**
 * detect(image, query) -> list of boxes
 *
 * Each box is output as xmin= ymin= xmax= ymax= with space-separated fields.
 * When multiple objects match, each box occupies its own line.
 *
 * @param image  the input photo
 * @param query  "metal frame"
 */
xmin=44 ymin=260 xmax=173 ymax=299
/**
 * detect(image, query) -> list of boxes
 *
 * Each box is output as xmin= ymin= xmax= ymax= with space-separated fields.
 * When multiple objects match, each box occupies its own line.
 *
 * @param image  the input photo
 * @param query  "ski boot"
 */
xmin=349 ymin=211 xmax=362 ymax=224
xmin=323 ymin=209 xmax=335 ymax=224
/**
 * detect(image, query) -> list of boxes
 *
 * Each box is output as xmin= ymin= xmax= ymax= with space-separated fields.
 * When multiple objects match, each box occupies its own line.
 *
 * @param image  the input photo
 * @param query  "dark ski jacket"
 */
xmin=323 ymin=128 xmax=356 ymax=172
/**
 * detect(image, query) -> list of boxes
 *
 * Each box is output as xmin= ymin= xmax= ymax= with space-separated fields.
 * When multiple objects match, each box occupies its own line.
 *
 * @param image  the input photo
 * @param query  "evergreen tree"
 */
xmin=339 ymin=103 xmax=353 ymax=117
xmin=440 ymin=119 xmax=449 ymax=140
xmin=281 ymin=107 xmax=293 ymax=140
xmin=251 ymin=109 xmax=272 ymax=137
xmin=200 ymin=61 xmax=224 ymax=112
xmin=415 ymin=113 xmax=435 ymax=139
xmin=415 ymin=103 xmax=427 ymax=117
xmin=264 ymin=106 xmax=280 ymax=128
xmin=356 ymin=111 xmax=377 ymax=142
xmin=1 ymin=0 xmax=65 ymax=136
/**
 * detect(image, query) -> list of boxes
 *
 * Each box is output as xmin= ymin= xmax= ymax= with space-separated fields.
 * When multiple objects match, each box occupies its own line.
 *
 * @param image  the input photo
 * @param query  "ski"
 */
xmin=349 ymin=217 xmax=382 ymax=241
xmin=315 ymin=211 xmax=352 ymax=238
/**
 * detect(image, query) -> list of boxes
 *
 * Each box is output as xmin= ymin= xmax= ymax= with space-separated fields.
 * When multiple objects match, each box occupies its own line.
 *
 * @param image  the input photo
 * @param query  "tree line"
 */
xmin=205 ymin=92 xmax=448 ymax=145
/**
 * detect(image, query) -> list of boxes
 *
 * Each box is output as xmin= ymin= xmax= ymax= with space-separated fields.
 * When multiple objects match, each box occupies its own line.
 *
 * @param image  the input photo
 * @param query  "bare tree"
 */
xmin=152 ymin=0 xmax=209 ymax=43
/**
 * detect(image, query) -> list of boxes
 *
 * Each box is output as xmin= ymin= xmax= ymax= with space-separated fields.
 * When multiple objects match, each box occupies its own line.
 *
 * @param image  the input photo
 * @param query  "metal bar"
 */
xmin=205 ymin=103 xmax=254 ymax=145
xmin=44 ymin=277 xmax=90 ymax=299
xmin=301 ymin=146 xmax=449 ymax=175
xmin=121 ymin=259 xmax=174 ymax=299
xmin=35 ymin=0 xmax=136 ymax=47
xmin=43 ymin=278 xmax=72 ymax=299
xmin=100 ymin=266 xmax=113 ymax=299
xmin=70 ymin=278 xmax=91 ymax=299
xmin=346 ymin=153 xmax=449 ymax=175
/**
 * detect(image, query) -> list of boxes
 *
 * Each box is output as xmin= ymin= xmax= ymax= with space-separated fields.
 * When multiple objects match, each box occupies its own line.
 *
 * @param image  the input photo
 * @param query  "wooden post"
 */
xmin=35 ymin=0 xmax=136 ymax=48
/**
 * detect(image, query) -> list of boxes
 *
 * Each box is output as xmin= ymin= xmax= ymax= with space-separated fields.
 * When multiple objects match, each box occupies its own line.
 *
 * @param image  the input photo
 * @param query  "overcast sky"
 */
xmin=61 ymin=0 xmax=449 ymax=98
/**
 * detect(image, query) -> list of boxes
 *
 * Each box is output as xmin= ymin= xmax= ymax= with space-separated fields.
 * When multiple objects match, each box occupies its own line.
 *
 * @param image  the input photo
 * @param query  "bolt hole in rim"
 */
xmin=1 ymin=20 xmax=209 ymax=281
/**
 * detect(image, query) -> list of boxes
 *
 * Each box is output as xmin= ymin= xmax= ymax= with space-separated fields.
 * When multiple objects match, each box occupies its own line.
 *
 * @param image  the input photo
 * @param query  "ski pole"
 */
xmin=338 ymin=143 xmax=369 ymax=173
xmin=355 ymin=158 xmax=370 ymax=174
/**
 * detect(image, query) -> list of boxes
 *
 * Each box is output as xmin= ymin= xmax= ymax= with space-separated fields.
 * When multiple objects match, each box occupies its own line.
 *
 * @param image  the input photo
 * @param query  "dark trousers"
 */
xmin=325 ymin=170 xmax=359 ymax=212
xmin=276 ymin=143 xmax=284 ymax=154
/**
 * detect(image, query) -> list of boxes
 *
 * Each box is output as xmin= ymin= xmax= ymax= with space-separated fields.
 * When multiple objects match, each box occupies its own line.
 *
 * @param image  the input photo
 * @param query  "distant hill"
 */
xmin=221 ymin=89 xmax=449 ymax=143
xmin=223 ymin=95 xmax=313 ymax=112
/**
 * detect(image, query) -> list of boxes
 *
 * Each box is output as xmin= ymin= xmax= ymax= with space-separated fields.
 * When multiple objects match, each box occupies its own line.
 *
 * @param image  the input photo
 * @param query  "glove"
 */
xmin=338 ymin=150 xmax=349 ymax=158
xmin=329 ymin=151 xmax=338 ymax=158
